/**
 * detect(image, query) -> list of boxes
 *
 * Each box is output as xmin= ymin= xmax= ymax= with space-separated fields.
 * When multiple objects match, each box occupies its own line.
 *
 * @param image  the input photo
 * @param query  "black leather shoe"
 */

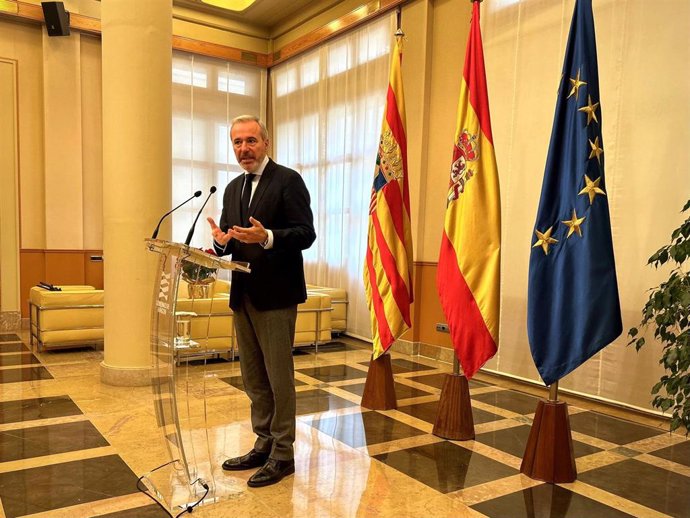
xmin=247 ymin=458 xmax=295 ymax=487
xmin=222 ymin=449 xmax=270 ymax=471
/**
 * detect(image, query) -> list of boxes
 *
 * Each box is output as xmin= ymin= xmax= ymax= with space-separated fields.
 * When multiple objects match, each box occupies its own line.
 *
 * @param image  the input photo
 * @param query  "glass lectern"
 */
xmin=140 ymin=239 xmax=250 ymax=513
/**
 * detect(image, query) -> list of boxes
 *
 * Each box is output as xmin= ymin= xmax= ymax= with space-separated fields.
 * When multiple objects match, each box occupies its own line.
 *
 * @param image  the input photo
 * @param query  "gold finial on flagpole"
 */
xmin=395 ymin=6 xmax=404 ymax=37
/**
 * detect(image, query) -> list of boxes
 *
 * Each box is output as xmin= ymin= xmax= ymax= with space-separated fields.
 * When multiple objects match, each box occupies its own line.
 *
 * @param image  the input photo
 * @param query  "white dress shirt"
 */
xmin=214 ymin=155 xmax=273 ymax=253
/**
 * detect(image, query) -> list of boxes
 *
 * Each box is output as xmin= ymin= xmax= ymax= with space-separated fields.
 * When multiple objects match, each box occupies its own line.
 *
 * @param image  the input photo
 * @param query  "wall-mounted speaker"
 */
xmin=41 ymin=2 xmax=70 ymax=37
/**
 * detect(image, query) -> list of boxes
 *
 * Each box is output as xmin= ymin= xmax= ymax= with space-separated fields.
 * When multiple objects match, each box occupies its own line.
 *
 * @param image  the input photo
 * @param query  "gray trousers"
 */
xmin=233 ymin=294 xmax=297 ymax=461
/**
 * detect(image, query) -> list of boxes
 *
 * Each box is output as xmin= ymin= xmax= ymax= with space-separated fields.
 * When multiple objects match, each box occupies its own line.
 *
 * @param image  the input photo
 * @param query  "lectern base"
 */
xmin=520 ymin=399 xmax=577 ymax=483
xmin=432 ymin=373 xmax=475 ymax=440
xmin=361 ymin=354 xmax=397 ymax=410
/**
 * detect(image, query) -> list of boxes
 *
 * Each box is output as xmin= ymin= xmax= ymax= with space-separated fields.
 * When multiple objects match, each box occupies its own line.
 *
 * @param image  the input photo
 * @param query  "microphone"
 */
xmin=185 ymin=186 xmax=217 ymax=246
xmin=151 ymin=190 xmax=202 ymax=239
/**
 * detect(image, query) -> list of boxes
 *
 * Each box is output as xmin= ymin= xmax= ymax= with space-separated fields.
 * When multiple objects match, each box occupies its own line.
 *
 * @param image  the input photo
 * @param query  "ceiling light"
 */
xmin=200 ymin=0 xmax=256 ymax=11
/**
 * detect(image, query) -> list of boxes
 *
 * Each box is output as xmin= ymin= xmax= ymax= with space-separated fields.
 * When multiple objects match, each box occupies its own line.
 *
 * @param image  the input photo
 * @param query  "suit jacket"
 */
xmin=216 ymin=159 xmax=316 ymax=311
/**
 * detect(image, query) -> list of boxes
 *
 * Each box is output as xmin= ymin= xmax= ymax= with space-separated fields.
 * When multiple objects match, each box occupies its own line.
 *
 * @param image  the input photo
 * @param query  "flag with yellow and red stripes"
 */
xmin=437 ymin=1 xmax=501 ymax=379
xmin=364 ymin=34 xmax=414 ymax=359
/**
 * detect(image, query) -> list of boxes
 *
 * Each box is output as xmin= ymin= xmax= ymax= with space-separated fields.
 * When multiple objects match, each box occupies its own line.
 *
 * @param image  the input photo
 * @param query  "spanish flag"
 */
xmin=437 ymin=1 xmax=501 ymax=379
xmin=364 ymin=33 xmax=414 ymax=359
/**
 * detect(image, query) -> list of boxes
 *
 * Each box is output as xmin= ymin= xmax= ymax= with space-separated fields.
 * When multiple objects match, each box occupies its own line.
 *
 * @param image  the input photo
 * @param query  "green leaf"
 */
xmin=665 ymin=348 xmax=679 ymax=367
xmin=681 ymin=221 xmax=690 ymax=238
xmin=658 ymin=398 xmax=673 ymax=412
xmin=659 ymin=250 xmax=669 ymax=265
xmin=659 ymin=398 xmax=673 ymax=411
xmin=670 ymin=417 xmax=681 ymax=432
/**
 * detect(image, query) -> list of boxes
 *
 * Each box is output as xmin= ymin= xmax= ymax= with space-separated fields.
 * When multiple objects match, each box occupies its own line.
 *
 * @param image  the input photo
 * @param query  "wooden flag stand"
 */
xmin=361 ymin=353 xmax=397 ymax=410
xmin=520 ymin=381 xmax=577 ymax=483
xmin=432 ymin=357 xmax=475 ymax=440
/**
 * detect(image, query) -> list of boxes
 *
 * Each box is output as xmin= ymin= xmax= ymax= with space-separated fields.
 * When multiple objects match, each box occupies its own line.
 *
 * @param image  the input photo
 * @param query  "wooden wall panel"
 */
xmin=44 ymin=251 xmax=85 ymax=286
xmin=413 ymin=262 xmax=452 ymax=349
xmin=19 ymin=250 xmax=44 ymax=317
xmin=84 ymin=251 xmax=104 ymax=289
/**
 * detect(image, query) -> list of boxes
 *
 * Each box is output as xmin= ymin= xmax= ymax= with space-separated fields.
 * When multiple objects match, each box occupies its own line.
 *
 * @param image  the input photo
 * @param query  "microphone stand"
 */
xmin=151 ymin=190 xmax=202 ymax=239
xmin=185 ymin=186 xmax=217 ymax=246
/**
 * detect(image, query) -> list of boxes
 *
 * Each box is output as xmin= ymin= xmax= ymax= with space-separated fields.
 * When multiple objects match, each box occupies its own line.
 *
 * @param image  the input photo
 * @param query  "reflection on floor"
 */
xmin=0 ymin=332 xmax=688 ymax=517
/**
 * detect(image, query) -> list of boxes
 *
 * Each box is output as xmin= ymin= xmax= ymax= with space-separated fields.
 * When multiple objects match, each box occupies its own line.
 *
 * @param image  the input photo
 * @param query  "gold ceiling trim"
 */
xmin=269 ymin=0 xmax=403 ymax=66
xmin=0 ymin=0 xmax=19 ymax=15
xmin=1 ymin=0 xmax=405 ymax=70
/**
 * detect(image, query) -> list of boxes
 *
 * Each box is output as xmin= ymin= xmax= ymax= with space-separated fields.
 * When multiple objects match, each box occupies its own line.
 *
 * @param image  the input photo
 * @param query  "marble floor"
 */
xmin=0 ymin=332 xmax=688 ymax=517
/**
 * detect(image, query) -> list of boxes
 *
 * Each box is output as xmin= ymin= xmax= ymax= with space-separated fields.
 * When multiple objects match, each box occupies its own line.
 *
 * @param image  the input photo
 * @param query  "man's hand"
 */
xmin=207 ymin=217 xmax=232 ymax=245
xmin=229 ymin=217 xmax=268 ymax=244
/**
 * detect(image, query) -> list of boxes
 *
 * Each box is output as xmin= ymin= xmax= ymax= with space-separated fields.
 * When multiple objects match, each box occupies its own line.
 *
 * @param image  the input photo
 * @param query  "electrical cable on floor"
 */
xmin=136 ymin=460 xmax=210 ymax=517
xmin=136 ymin=472 xmax=174 ymax=518
xmin=174 ymin=479 xmax=210 ymax=517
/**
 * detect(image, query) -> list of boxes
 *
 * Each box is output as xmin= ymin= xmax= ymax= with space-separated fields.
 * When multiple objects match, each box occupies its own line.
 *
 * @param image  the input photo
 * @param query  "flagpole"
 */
xmin=362 ymin=14 xmax=411 ymax=409
xmin=548 ymin=381 xmax=559 ymax=401
xmin=435 ymin=0 xmax=499 ymax=442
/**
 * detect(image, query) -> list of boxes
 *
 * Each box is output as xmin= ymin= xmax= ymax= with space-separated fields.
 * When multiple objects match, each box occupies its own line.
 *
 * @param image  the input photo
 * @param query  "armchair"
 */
xmin=29 ymin=285 xmax=104 ymax=351
xmin=175 ymin=279 xmax=234 ymax=359
xmin=307 ymin=284 xmax=348 ymax=333
xmin=173 ymin=279 xmax=334 ymax=360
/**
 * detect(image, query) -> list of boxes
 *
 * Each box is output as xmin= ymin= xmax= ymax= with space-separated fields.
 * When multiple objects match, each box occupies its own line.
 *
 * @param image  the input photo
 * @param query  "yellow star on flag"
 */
xmin=533 ymin=226 xmax=559 ymax=255
xmin=588 ymin=136 xmax=603 ymax=164
xmin=567 ymin=69 xmax=587 ymax=101
xmin=578 ymin=95 xmax=599 ymax=125
xmin=578 ymin=174 xmax=606 ymax=204
xmin=561 ymin=209 xmax=586 ymax=238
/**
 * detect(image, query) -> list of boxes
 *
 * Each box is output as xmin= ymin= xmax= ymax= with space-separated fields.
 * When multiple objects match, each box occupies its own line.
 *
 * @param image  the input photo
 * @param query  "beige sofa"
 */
xmin=27 ymin=280 xmax=344 ymax=357
xmin=175 ymin=279 xmax=234 ymax=358
xmin=29 ymin=285 xmax=104 ymax=351
xmin=175 ymin=279 xmax=334 ymax=360
xmin=295 ymin=292 xmax=332 ymax=346
xmin=307 ymin=284 xmax=347 ymax=333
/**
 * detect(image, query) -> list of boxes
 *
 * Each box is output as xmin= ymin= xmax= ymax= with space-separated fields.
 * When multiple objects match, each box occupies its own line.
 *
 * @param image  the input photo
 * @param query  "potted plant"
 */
xmin=181 ymin=248 xmax=218 ymax=299
xmin=629 ymin=200 xmax=690 ymax=434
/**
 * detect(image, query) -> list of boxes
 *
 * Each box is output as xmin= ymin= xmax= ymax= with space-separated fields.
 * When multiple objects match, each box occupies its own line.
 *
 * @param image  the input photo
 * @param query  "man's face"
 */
xmin=231 ymin=121 xmax=268 ymax=173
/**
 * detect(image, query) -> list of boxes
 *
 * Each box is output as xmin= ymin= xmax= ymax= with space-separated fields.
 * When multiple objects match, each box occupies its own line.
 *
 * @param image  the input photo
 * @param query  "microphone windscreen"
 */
xmin=194 ymin=190 xmax=202 ymax=197
xmin=210 ymin=186 xmax=217 ymax=194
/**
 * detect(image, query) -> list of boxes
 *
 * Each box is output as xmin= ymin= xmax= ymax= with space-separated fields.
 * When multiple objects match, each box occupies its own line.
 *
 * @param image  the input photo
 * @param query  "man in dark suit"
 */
xmin=207 ymin=115 xmax=315 ymax=487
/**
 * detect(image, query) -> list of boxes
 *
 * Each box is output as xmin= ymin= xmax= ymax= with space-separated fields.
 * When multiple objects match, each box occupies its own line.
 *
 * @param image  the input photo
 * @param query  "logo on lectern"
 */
xmin=156 ymin=269 xmax=172 ymax=315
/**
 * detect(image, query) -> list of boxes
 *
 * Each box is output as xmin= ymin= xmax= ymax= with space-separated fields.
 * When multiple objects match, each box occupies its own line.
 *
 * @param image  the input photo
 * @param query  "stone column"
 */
xmin=101 ymin=0 xmax=171 ymax=386
xmin=0 ymin=60 xmax=21 ymax=331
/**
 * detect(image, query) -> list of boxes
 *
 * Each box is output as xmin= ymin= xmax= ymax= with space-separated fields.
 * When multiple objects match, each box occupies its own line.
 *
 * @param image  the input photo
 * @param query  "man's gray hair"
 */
xmin=231 ymin=115 xmax=268 ymax=140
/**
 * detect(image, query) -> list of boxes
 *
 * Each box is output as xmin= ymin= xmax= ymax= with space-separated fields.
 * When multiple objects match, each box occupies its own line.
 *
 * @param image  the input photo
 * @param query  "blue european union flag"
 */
xmin=527 ymin=0 xmax=622 ymax=386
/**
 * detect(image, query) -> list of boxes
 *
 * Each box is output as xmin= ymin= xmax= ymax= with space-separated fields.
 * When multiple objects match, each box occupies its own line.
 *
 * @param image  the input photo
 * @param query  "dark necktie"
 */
xmin=240 ymin=173 xmax=255 ymax=224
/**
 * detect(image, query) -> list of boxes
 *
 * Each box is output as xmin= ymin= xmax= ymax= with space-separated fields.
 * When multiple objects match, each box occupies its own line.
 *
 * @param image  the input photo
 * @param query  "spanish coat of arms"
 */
xmin=447 ymin=129 xmax=479 ymax=204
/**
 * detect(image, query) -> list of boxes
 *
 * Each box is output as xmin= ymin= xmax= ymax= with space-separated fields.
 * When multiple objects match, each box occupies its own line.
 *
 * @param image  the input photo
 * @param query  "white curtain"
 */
xmin=171 ymin=51 xmax=266 ymax=258
xmin=270 ymin=15 xmax=393 ymax=339
xmin=482 ymin=0 xmax=690 ymax=410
